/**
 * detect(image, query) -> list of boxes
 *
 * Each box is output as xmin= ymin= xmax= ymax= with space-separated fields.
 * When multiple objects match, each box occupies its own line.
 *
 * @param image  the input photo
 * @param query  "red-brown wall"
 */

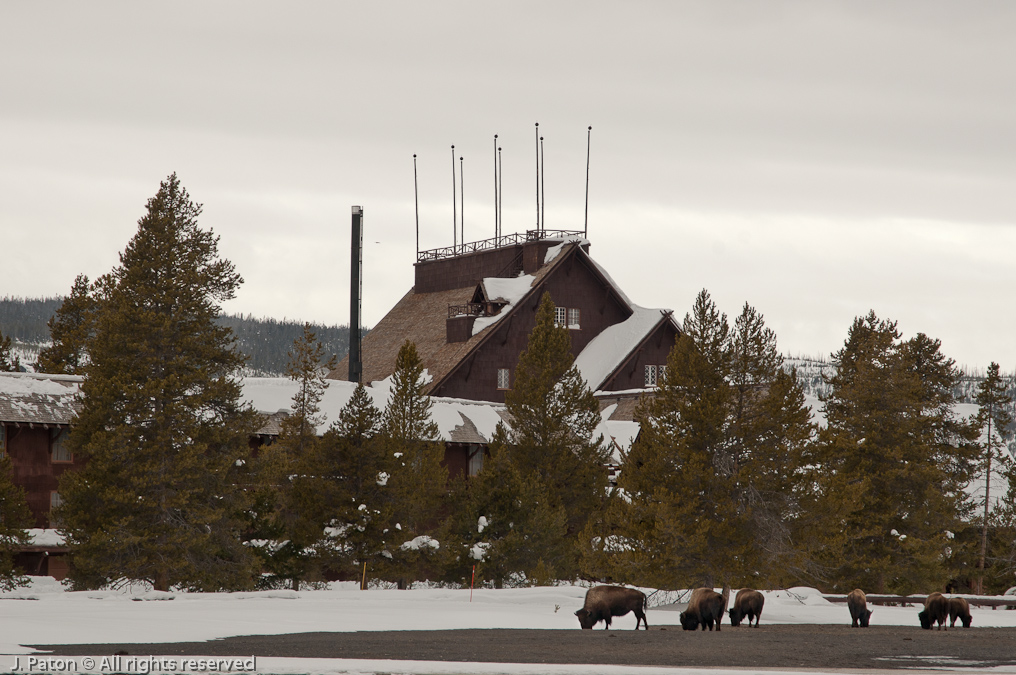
xmin=3 ymin=424 xmax=83 ymax=528
xmin=601 ymin=322 xmax=680 ymax=392
xmin=432 ymin=253 xmax=633 ymax=402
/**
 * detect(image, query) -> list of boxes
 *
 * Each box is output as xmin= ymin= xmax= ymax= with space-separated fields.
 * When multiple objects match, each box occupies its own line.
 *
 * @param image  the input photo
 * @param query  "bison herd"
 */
xmin=576 ymin=585 xmax=976 ymax=631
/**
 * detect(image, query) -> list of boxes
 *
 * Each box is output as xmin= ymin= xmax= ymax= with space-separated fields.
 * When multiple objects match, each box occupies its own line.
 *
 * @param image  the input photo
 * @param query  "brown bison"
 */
xmin=575 ymin=585 xmax=648 ymax=630
xmin=847 ymin=589 xmax=872 ymax=628
xmin=948 ymin=597 xmax=972 ymax=628
xmin=728 ymin=588 xmax=764 ymax=627
xmin=919 ymin=592 xmax=950 ymax=630
xmin=680 ymin=587 xmax=725 ymax=631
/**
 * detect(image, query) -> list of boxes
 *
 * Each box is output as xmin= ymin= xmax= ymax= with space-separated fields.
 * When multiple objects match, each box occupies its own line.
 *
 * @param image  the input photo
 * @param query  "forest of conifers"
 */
xmin=0 ymin=296 xmax=365 ymax=376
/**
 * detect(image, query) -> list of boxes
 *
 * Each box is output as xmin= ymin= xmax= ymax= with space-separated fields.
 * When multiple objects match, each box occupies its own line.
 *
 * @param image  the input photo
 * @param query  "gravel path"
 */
xmin=31 ymin=625 xmax=1016 ymax=670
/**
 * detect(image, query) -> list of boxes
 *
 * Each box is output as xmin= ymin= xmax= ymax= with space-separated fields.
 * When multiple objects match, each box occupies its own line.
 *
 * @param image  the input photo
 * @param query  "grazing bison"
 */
xmin=919 ymin=592 xmax=950 ymax=630
xmin=847 ymin=589 xmax=872 ymax=628
xmin=680 ymin=587 xmax=725 ymax=631
xmin=728 ymin=588 xmax=765 ymax=627
xmin=948 ymin=597 xmax=972 ymax=628
xmin=575 ymin=585 xmax=648 ymax=630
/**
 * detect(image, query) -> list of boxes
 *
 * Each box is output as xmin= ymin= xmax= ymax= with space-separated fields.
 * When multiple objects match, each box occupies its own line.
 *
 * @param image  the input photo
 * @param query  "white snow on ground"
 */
xmin=2 ymin=579 xmax=1016 ymax=674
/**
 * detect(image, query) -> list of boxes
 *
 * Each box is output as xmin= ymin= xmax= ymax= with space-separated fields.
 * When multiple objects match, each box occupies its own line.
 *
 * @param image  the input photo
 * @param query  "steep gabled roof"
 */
xmin=332 ymin=240 xmax=583 ymax=393
xmin=331 ymin=238 xmax=679 ymax=401
xmin=574 ymin=307 xmax=679 ymax=391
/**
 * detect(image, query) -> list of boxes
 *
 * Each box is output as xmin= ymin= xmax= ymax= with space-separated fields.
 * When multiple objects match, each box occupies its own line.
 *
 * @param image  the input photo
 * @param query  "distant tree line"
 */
xmin=0 ymin=297 xmax=366 ymax=376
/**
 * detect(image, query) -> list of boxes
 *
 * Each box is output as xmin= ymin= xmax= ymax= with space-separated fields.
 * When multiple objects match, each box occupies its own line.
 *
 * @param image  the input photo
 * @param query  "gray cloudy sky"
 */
xmin=3 ymin=2 xmax=1015 ymax=370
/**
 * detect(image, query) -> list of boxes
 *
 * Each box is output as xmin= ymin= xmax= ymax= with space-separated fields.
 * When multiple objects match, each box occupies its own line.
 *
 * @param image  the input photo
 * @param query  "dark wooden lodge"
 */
xmin=330 ymin=231 xmax=681 ymax=404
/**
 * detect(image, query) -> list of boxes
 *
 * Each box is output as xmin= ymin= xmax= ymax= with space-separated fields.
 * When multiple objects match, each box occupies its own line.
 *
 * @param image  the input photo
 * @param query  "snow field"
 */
xmin=2 ymin=580 xmax=1016 ymax=674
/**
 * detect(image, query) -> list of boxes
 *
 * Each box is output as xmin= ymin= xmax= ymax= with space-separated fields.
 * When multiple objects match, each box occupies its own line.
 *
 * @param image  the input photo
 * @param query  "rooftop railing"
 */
xmin=417 ymin=229 xmax=585 ymax=262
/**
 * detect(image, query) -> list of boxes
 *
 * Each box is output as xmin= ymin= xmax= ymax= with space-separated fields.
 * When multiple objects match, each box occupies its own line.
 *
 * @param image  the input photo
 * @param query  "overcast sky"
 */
xmin=3 ymin=2 xmax=1015 ymax=371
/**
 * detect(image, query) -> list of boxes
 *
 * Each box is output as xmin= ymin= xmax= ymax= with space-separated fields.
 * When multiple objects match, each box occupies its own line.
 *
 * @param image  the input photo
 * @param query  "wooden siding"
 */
xmin=3 ymin=424 xmax=84 ymax=528
xmin=601 ymin=321 xmax=681 ymax=392
xmin=432 ymin=252 xmax=633 ymax=402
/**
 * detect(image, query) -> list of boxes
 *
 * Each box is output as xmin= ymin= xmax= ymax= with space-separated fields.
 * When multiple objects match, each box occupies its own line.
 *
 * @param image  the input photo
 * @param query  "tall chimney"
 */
xmin=349 ymin=205 xmax=363 ymax=383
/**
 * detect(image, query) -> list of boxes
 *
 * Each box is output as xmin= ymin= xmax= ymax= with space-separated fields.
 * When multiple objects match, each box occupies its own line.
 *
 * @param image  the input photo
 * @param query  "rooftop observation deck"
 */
xmin=417 ymin=229 xmax=585 ymax=262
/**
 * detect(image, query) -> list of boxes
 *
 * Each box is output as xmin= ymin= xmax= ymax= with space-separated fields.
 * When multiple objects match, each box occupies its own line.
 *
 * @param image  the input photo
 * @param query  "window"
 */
xmin=554 ymin=307 xmax=567 ymax=327
xmin=50 ymin=491 xmax=64 ymax=527
xmin=51 ymin=430 xmax=72 ymax=463
xmin=644 ymin=365 xmax=657 ymax=387
xmin=497 ymin=368 xmax=511 ymax=390
xmin=658 ymin=365 xmax=667 ymax=384
xmin=468 ymin=447 xmax=484 ymax=476
xmin=554 ymin=306 xmax=580 ymax=329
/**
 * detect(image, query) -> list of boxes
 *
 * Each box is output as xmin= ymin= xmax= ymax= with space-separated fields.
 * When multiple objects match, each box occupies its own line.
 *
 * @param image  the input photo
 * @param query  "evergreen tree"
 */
xmin=381 ymin=340 xmax=450 ymax=585
xmin=458 ymin=426 xmax=569 ymax=587
xmin=589 ymin=291 xmax=813 ymax=589
xmin=973 ymin=362 xmax=1014 ymax=592
xmin=37 ymin=274 xmax=95 ymax=374
xmin=0 ymin=456 xmax=32 ymax=591
xmin=57 ymin=173 xmax=262 ymax=591
xmin=246 ymin=324 xmax=337 ymax=590
xmin=804 ymin=312 xmax=978 ymax=593
xmin=310 ymin=383 xmax=388 ymax=583
xmin=0 ymin=329 xmax=19 ymax=372
xmin=477 ymin=292 xmax=609 ymax=582
xmin=727 ymin=303 xmax=814 ymax=583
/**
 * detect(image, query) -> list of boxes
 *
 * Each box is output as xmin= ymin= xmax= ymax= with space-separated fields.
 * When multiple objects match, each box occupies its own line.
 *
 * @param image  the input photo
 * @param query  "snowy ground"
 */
xmin=2 ymin=578 xmax=1016 ymax=675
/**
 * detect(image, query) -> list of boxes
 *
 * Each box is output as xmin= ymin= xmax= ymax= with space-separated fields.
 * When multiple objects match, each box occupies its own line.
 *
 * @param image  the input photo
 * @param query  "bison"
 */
xmin=847 ymin=589 xmax=872 ymax=628
xmin=728 ymin=588 xmax=764 ymax=627
xmin=680 ymin=587 xmax=725 ymax=631
xmin=919 ymin=592 xmax=950 ymax=630
xmin=948 ymin=596 xmax=972 ymax=628
xmin=575 ymin=585 xmax=648 ymax=630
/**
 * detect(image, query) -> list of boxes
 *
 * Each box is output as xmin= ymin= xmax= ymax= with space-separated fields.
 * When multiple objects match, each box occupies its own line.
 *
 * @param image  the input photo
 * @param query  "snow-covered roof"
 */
xmin=0 ymin=372 xmax=81 ymax=425
xmin=240 ymin=377 xmax=505 ymax=444
xmin=596 ymin=403 xmax=642 ymax=463
xmin=573 ymin=306 xmax=675 ymax=392
xmin=472 ymin=274 xmax=537 ymax=336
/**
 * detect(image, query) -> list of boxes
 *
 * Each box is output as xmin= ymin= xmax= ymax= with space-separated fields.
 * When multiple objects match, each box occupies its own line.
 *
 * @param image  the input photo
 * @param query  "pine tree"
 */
xmin=594 ymin=290 xmax=736 ymax=588
xmin=310 ymin=383 xmax=388 ymax=583
xmin=458 ymin=424 xmax=569 ymax=587
xmin=480 ymin=292 xmax=610 ymax=581
xmin=57 ymin=173 xmax=262 ymax=591
xmin=590 ymin=291 xmax=813 ymax=589
xmin=381 ymin=340 xmax=450 ymax=585
xmin=804 ymin=312 xmax=977 ymax=593
xmin=37 ymin=274 xmax=95 ymax=374
xmin=0 ymin=456 xmax=32 ymax=591
xmin=0 ymin=329 xmax=19 ymax=372
xmin=973 ymin=362 xmax=1014 ymax=592
xmin=247 ymin=324 xmax=338 ymax=590
xmin=727 ymin=303 xmax=814 ymax=583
